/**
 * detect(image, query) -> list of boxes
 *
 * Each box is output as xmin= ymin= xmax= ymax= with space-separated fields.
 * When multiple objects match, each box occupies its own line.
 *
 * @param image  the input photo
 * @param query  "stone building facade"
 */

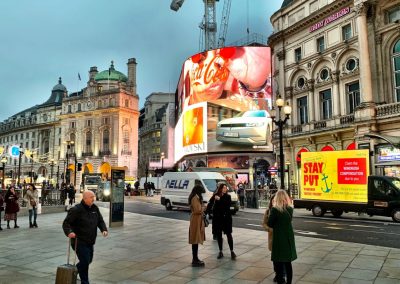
xmin=138 ymin=92 xmax=175 ymax=178
xmin=269 ymin=0 xmax=400 ymax=188
xmin=0 ymin=58 xmax=139 ymax=187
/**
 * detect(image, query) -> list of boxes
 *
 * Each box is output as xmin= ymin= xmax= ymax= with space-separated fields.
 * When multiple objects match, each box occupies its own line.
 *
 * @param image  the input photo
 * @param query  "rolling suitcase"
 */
xmin=55 ymin=238 xmax=78 ymax=284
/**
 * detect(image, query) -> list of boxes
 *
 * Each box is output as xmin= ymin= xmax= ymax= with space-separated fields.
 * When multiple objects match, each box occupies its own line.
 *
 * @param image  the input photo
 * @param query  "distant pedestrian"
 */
xmin=210 ymin=183 xmax=236 ymax=260
xmin=62 ymin=191 xmax=108 ymax=284
xmin=188 ymin=185 xmax=206 ymax=267
xmin=24 ymin=183 xmax=39 ymax=228
xmin=4 ymin=186 xmax=20 ymax=229
xmin=68 ymin=185 xmax=75 ymax=206
xmin=144 ymin=182 xmax=149 ymax=196
xmin=267 ymin=190 xmax=297 ymax=284
xmin=0 ymin=192 xmax=4 ymax=230
xmin=237 ymin=183 xmax=245 ymax=209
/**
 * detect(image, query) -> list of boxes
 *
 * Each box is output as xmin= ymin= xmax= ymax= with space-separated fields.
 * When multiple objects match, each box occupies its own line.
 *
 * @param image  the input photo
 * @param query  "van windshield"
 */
xmin=202 ymin=179 xmax=233 ymax=192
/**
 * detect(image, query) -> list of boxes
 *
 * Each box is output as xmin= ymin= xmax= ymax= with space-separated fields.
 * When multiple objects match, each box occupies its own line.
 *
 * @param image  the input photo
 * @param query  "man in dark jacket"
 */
xmin=62 ymin=191 xmax=108 ymax=284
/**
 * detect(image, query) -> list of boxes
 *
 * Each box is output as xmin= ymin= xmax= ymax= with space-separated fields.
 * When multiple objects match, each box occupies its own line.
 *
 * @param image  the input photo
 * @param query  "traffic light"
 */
xmin=77 ymin=163 xmax=82 ymax=171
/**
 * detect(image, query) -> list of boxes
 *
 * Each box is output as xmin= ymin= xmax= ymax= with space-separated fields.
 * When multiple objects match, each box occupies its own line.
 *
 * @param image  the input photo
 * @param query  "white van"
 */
xmin=160 ymin=172 xmax=239 ymax=214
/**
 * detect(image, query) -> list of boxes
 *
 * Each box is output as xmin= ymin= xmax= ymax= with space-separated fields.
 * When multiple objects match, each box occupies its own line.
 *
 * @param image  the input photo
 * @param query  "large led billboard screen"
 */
xmin=175 ymin=46 xmax=273 ymax=162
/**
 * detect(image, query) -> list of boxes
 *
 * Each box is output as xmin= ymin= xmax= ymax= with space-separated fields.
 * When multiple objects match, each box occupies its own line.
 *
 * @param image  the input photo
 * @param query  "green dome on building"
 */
xmin=94 ymin=61 xmax=128 ymax=82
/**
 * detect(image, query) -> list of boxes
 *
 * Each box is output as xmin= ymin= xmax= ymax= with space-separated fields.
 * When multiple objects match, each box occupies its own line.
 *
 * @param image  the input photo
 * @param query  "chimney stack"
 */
xmin=127 ymin=58 xmax=137 ymax=94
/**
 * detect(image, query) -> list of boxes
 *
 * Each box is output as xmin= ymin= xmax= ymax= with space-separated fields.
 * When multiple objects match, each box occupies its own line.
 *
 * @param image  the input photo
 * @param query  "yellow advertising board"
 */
xmin=300 ymin=150 xmax=370 ymax=203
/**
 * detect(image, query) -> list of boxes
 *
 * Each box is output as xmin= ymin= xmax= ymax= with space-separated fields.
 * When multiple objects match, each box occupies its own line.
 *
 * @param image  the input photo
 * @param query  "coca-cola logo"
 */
xmin=191 ymin=55 xmax=229 ymax=87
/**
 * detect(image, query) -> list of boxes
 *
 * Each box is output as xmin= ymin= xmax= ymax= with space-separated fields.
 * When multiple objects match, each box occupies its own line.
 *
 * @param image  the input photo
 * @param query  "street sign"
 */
xmin=9 ymin=145 xmax=20 ymax=158
xmin=268 ymin=166 xmax=278 ymax=173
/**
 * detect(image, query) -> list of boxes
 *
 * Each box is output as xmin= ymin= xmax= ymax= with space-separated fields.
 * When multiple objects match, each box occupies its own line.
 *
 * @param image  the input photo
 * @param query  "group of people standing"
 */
xmin=0 ymin=183 xmax=39 ymax=230
xmin=188 ymin=183 xmax=236 ymax=267
xmin=188 ymin=183 xmax=296 ymax=284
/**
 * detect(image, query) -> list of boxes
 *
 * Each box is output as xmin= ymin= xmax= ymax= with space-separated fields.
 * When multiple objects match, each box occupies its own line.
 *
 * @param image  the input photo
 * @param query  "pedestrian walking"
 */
xmin=62 ymin=190 xmax=108 ymax=284
xmin=24 ymin=183 xmax=39 ymax=228
xmin=68 ymin=185 xmax=75 ymax=206
xmin=209 ymin=183 xmax=236 ymax=260
xmin=0 ymin=192 xmax=4 ymax=230
xmin=4 ymin=186 xmax=20 ymax=229
xmin=237 ymin=183 xmax=245 ymax=209
xmin=267 ymin=189 xmax=297 ymax=284
xmin=188 ymin=185 xmax=206 ymax=267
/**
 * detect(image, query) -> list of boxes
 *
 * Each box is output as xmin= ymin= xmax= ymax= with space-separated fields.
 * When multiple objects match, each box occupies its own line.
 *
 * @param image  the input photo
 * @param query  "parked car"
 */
xmin=216 ymin=110 xmax=272 ymax=145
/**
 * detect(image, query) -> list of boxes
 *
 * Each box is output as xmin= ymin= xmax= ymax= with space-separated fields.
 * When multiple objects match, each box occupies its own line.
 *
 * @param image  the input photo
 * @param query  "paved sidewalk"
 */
xmin=0 ymin=207 xmax=400 ymax=284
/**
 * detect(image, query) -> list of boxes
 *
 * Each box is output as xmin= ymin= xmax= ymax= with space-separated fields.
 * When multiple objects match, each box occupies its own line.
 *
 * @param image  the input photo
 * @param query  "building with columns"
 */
xmin=269 ymin=0 xmax=400 ymax=189
xmin=60 ymin=59 xmax=139 ymax=185
xmin=0 ymin=58 xmax=139 ymax=188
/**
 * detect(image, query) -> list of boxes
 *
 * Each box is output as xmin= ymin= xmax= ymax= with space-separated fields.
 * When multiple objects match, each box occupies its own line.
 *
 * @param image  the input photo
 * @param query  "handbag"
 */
xmin=30 ymin=199 xmax=37 ymax=207
xmin=203 ymin=213 xmax=209 ymax=227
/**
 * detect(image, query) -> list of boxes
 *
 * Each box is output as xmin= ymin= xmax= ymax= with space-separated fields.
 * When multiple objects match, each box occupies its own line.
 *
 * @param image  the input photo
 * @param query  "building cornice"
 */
xmin=269 ymin=0 xmax=353 ymax=46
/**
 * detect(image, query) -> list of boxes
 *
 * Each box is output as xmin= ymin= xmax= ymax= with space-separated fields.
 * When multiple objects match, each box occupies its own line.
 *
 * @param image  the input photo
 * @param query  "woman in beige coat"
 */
xmin=188 ymin=185 xmax=206 ymax=267
xmin=24 ymin=184 xmax=39 ymax=228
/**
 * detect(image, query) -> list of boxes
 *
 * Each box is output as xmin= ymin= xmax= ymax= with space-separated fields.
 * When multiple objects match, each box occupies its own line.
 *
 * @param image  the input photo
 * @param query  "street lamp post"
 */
xmin=49 ymin=159 xmax=55 ymax=184
xmin=30 ymin=153 xmax=34 ymax=183
xmin=160 ymin=152 xmax=165 ymax=170
xmin=17 ymin=145 xmax=24 ymax=187
xmin=270 ymin=96 xmax=292 ymax=192
xmin=64 ymin=140 xmax=74 ymax=185
xmin=1 ymin=157 xmax=7 ymax=189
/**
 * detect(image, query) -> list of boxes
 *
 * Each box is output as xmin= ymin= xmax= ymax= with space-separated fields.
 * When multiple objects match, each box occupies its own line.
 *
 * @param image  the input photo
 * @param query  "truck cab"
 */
xmin=367 ymin=175 xmax=400 ymax=222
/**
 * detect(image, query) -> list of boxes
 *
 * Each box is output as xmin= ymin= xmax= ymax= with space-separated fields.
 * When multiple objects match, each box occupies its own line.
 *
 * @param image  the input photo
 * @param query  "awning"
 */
xmin=364 ymin=134 xmax=400 ymax=148
xmin=375 ymin=162 xmax=400 ymax=167
xmin=321 ymin=145 xmax=335 ymax=151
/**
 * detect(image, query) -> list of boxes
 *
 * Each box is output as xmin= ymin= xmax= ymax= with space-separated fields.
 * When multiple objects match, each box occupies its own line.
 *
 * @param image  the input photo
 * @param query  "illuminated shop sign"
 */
xmin=309 ymin=7 xmax=351 ymax=33
xmin=378 ymin=146 xmax=400 ymax=162
xmin=174 ymin=46 xmax=273 ymax=162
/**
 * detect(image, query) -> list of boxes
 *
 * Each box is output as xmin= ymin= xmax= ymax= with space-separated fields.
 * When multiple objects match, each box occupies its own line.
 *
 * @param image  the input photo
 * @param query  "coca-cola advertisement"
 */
xmin=175 ymin=46 xmax=273 ymax=162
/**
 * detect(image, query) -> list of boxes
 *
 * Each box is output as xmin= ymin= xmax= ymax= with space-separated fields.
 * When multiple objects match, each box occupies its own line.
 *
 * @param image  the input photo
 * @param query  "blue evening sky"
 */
xmin=0 ymin=0 xmax=282 ymax=121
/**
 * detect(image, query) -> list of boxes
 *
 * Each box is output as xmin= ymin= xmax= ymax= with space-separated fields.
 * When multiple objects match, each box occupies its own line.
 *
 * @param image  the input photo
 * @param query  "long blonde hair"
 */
xmin=273 ymin=190 xmax=292 ymax=212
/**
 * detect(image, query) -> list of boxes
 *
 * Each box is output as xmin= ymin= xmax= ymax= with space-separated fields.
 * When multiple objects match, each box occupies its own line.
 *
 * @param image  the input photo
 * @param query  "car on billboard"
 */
xmin=216 ymin=110 xmax=272 ymax=145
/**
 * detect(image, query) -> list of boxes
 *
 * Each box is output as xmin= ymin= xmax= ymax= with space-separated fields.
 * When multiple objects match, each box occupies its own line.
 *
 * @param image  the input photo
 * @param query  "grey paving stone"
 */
xmin=334 ymin=278 xmax=373 ymax=284
xmin=233 ymin=266 xmax=274 ymax=282
xmin=341 ymin=268 xmax=378 ymax=280
xmin=349 ymin=256 xmax=384 ymax=270
xmin=300 ymin=268 xmax=342 ymax=283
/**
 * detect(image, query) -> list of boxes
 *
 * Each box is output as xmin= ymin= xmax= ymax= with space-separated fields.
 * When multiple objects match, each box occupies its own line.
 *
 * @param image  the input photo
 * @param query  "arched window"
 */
xmin=393 ymin=39 xmax=400 ymax=102
xmin=103 ymin=130 xmax=110 ymax=152
xmin=98 ymin=100 xmax=102 ymax=108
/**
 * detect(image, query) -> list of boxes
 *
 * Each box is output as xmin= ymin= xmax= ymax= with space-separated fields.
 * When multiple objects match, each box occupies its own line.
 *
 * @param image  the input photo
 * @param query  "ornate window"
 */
xmin=297 ymin=77 xmax=306 ymax=89
xmin=317 ymin=37 xmax=325 ymax=53
xmin=98 ymin=100 xmax=103 ymax=108
xmin=294 ymin=47 xmax=302 ymax=62
xmin=320 ymin=89 xmax=332 ymax=119
xmin=346 ymin=81 xmax=360 ymax=113
xmin=319 ymin=68 xmax=330 ymax=81
xmin=393 ymin=40 xmax=400 ymax=102
xmin=297 ymin=96 xmax=308 ymax=125
xmin=345 ymin=58 xmax=358 ymax=72
xmin=342 ymin=24 xmax=352 ymax=41
xmin=103 ymin=130 xmax=110 ymax=152
xmin=85 ymin=132 xmax=92 ymax=153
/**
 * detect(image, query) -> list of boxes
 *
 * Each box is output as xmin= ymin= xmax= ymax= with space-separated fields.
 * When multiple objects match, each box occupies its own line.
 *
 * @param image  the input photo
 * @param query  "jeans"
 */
xmin=73 ymin=242 xmax=94 ymax=284
xmin=28 ymin=207 xmax=37 ymax=224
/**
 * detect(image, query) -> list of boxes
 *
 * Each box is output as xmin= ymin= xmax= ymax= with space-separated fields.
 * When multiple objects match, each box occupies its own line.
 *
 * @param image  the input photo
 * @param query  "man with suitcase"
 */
xmin=62 ymin=190 xmax=108 ymax=284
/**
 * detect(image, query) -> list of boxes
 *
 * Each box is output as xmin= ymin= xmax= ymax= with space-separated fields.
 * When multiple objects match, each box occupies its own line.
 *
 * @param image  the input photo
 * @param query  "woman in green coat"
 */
xmin=267 ymin=190 xmax=297 ymax=284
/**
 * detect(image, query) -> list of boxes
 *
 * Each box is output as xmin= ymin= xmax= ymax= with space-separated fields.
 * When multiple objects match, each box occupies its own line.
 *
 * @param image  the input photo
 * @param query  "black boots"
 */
xmin=217 ymin=251 xmax=224 ymax=259
xmin=192 ymin=259 xmax=205 ymax=267
xmin=33 ymin=222 xmax=38 ymax=228
xmin=231 ymin=251 xmax=236 ymax=260
xmin=29 ymin=222 xmax=34 ymax=228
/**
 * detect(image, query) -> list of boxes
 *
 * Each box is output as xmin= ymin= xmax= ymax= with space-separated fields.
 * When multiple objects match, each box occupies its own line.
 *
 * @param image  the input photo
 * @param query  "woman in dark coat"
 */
xmin=4 ymin=186 xmax=20 ymax=229
xmin=209 ymin=183 xmax=236 ymax=260
xmin=267 ymin=190 xmax=297 ymax=284
xmin=188 ymin=185 xmax=206 ymax=267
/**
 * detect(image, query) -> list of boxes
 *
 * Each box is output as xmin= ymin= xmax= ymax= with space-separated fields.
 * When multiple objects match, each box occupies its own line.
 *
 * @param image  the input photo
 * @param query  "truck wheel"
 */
xmin=312 ymin=205 xmax=326 ymax=217
xmin=165 ymin=200 xmax=172 ymax=211
xmin=331 ymin=209 xmax=343 ymax=218
xmin=391 ymin=209 xmax=400 ymax=222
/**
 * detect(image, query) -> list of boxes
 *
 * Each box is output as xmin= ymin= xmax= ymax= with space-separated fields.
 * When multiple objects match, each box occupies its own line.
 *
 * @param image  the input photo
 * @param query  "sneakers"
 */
xmin=191 ymin=259 xmax=205 ymax=267
xmin=231 ymin=251 xmax=236 ymax=260
xmin=217 ymin=252 xmax=224 ymax=259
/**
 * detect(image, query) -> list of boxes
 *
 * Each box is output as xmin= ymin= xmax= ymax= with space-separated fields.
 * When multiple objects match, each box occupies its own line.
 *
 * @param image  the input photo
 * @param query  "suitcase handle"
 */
xmin=67 ymin=237 xmax=78 ymax=265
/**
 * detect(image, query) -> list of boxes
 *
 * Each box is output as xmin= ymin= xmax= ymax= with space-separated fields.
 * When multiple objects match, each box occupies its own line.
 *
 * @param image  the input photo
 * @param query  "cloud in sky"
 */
xmin=0 ymin=0 xmax=281 ymax=121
